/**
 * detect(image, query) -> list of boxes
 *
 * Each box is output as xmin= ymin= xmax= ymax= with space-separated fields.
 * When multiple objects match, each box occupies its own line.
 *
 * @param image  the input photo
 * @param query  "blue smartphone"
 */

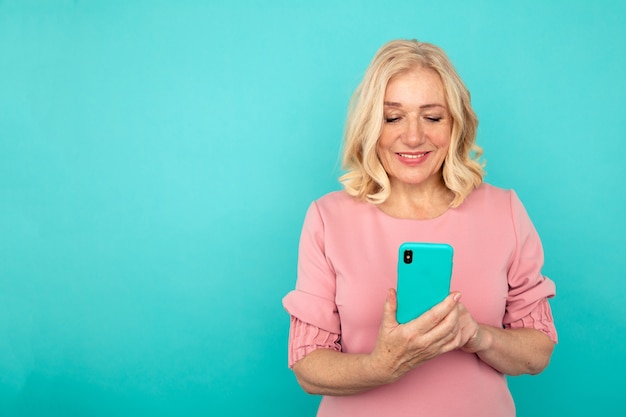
xmin=396 ymin=242 xmax=454 ymax=324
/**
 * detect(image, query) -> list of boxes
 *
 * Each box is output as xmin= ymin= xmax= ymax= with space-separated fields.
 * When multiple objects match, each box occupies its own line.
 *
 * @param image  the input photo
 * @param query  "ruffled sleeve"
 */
xmin=282 ymin=201 xmax=342 ymax=365
xmin=503 ymin=191 xmax=558 ymax=343
xmin=504 ymin=298 xmax=557 ymax=342
xmin=287 ymin=316 xmax=341 ymax=368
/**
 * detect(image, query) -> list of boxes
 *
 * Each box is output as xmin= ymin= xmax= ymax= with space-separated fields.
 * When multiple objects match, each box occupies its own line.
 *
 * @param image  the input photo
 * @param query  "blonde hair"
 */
xmin=340 ymin=39 xmax=484 ymax=207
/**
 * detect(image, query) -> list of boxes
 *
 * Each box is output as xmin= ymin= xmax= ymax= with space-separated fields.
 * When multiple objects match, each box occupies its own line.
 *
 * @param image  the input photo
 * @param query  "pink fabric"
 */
xmin=282 ymin=184 xmax=557 ymax=417
xmin=288 ymin=316 xmax=341 ymax=367
xmin=287 ymin=296 xmax=556 ymax=368
xmin=505 ymin=298 xmax=556 ymax=339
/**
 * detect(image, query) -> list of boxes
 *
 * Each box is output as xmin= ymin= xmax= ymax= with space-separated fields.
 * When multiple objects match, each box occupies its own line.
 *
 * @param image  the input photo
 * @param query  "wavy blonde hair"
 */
xmin=340 ymin=39 xmax=484 ymax=207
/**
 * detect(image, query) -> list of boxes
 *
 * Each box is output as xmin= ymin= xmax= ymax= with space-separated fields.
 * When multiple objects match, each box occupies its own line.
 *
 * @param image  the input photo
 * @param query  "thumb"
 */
xmin=382 ymin=288 xmax=399 ymax=325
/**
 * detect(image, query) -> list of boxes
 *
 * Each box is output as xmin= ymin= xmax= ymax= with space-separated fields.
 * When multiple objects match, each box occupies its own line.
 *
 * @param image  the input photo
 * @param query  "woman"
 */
xmin=282 ymin=39 xmax=557 ymax=417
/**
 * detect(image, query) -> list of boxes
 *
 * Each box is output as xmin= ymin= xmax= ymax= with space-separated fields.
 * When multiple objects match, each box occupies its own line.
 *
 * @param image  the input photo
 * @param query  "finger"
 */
xmin=418 ymin=292 xmax=462 ymax=332
xmin=381 ymin=288 xmax=399 ymax=326
xmin=439 ymin=327 xmax=465 ymax=353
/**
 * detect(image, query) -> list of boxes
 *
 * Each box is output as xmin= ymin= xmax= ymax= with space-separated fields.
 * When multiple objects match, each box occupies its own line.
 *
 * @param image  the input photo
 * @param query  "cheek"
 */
xmin=377 ymin=127 xmax=399 ymax=155
xmin=436 ymin=143 xmax=450 ymax=164
xmin=376 ymin=130 xmax=391 ymax=149
xmin=377 ymin=137 xmax=396 ymax=157
xmin=374 ymin=142 xmax=386 ymax=167
xmin=375 ymin=136 xmax=389 ymax=158
xmin=433 ymin=130 xmax=452 ymax=154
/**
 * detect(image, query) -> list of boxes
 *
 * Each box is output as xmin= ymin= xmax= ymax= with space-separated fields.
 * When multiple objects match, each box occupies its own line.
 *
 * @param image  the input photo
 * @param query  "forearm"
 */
xmin=473 ymin=326 xmax=555 ymax=376
xmin=292 ymin=348 xmax=392 ymax=396
xmin=291 ymin=291 xmax=465 ymax=395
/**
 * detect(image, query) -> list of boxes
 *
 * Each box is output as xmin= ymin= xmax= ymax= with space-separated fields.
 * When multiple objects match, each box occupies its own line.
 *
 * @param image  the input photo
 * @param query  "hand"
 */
xmin=454 ymin=303 xmax=488 ymax=354
xmin=367 ymin=289 xmax=463 ymax=384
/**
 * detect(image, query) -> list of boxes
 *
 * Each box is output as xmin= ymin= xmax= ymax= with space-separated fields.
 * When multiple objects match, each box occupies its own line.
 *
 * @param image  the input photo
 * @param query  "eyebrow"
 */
xmin=384 ymin=101 xmax=446 ymax=109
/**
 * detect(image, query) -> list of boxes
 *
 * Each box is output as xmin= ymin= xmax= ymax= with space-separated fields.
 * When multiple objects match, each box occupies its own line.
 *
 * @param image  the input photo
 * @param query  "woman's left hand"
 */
xmin=455 ymin=303 xmax=487 ymax=354
xmin=453 ymin=302 xmax=555 ymax=375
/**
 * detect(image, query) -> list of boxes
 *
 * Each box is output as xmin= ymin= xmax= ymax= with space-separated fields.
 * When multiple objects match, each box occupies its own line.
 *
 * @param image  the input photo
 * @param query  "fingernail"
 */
xmin=453 ymin=293 xmax=462 ymax=302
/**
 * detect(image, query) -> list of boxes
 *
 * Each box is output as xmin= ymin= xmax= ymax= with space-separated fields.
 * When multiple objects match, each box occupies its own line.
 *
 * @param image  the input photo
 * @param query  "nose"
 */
xmin=402 ymin=117 xmax=424 ymax=146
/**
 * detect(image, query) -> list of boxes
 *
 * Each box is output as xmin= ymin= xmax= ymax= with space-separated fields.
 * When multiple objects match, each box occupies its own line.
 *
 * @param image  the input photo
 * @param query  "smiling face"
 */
xmin=377 ymin=66 xmax=452 ymax=195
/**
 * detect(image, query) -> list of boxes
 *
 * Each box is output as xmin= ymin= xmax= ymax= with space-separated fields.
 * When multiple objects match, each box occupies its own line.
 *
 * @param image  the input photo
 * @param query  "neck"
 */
xmin=378 ymin=178 xmax=453 ymax=220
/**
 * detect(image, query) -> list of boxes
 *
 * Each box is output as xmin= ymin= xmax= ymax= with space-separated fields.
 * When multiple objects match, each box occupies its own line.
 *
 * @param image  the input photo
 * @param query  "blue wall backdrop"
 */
xmin=1 ymin=1 xmax=625 ymax=416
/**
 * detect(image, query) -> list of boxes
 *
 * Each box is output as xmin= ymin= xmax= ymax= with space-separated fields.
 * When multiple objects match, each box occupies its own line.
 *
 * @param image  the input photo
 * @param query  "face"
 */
xmin=377 ymin=66 xmax=452 ymax=192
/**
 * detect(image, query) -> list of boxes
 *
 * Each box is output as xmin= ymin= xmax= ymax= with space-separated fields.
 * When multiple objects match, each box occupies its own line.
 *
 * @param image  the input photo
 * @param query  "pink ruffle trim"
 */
xmin=504 ymin=298 xmax=558 ymax=343
xmin=287 ymin=315 xmax=341 ymax=368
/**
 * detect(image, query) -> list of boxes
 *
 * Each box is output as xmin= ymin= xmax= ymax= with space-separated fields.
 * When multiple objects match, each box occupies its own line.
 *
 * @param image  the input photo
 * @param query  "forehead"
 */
xmin=384 ymin=67 xmax=446 ymax=105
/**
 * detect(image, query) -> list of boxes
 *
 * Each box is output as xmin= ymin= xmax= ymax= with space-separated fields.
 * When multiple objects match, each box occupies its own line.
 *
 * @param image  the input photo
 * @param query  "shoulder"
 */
xmin=469 ymin=182 xmax=512 ymax=200
xmin=462 ymin=183 xmax=518 ymax=210
xmin=461 ymin=183 xmax=535 ymax=230
xmin=303 ymin=190 xmax=376 ymax=233
xmin=457 ymin=183 xmax=528 ymax=226
xmin=313 ymin=190 xmax=368 ymax=214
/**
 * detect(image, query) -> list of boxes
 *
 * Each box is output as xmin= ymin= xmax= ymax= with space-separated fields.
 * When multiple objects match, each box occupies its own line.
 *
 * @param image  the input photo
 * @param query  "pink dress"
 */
xmin=283 ymin=184 xmax=557 ymax=417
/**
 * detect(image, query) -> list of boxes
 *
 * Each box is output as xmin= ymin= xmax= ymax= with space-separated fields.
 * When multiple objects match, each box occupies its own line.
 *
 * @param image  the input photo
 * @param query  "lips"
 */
xmin=397 ymin=152 xmax=428 ymax=159
xmin=394 ymin=151 xmax=431 ymax=167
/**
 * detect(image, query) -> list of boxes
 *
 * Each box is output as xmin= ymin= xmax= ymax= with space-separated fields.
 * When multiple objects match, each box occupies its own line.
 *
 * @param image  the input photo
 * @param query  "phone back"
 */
xmin=396 ymin=242 xmax=454 ymax=324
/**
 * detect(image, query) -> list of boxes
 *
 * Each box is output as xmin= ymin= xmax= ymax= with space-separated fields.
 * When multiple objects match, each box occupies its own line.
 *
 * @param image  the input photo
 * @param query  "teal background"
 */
xmin=1 ymin=1 xmax=624 ymax=415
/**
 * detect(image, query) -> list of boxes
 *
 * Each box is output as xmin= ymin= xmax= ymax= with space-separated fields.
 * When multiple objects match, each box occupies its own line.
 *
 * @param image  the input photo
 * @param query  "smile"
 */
xmin=397 ymin=152 xmax=428 ymax=159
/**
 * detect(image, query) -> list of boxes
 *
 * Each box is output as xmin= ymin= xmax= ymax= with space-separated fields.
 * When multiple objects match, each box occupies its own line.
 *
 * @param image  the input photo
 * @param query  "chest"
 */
xmin=327 ymin=215 xmax=513 ymax=353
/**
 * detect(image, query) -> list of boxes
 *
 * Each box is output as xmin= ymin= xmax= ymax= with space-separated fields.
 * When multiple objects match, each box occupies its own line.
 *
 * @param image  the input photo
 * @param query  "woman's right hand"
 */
xmin=292 ymin=288 xmax=465 ymax=396
xmin=367 ymin=288 xmax=463 ymax=384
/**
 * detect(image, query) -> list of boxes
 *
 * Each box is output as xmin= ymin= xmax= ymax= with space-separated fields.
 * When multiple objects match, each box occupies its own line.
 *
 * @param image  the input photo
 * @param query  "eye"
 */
xmin=425 ymin=116 xmax=442 ymax=123
xmin=384 ymin=116 xmax=401 ymax=123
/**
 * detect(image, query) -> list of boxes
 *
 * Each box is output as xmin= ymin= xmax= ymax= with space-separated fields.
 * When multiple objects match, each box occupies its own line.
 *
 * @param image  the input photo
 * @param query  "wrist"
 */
xmin=365 ymin=350 xmax=397 ymax=386
xmin=475 ymin=324 xmax=495 ymax=353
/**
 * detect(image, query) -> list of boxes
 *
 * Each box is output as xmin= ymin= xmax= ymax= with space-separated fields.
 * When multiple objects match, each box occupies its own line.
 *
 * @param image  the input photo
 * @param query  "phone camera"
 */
xmin=403 ymin=249 xmax=413 ymax=264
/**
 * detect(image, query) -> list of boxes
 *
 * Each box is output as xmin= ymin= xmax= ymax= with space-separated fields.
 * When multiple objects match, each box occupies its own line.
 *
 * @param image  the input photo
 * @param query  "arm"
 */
xmin=293 ymin=290 xmax=463 ymax=396
xmin=456 ymin=190 xmax=556 ymax=375
xmin=457 ymin=303 xmax=555 ymax=375
xmin=292 ymin=348 xmax=386 ymax=396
